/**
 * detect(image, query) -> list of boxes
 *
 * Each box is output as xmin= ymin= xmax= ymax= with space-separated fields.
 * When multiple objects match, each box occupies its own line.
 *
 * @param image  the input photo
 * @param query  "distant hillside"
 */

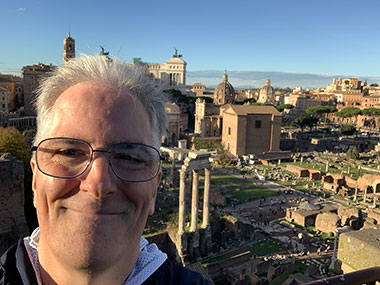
xmin=187 ymin=70 xmax=380 ymax=89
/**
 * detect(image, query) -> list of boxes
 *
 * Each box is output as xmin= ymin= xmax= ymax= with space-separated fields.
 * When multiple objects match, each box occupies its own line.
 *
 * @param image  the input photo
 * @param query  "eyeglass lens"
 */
xmin=36 ymin=138 xmax=160 ymax=182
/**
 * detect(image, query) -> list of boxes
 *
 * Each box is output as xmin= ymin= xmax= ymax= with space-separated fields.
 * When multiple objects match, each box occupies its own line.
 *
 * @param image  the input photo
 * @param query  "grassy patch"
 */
xmin=226 ymin=188 xmax=277 ymax=202
xmin=203 ymin=249 xmax=250 ymax=266
xmin=270 ymin=261 xmax=308 ymax=285
xmin=211 ymin=170 xmax=277 ymax=202
xmin=250 ymin=240 xmax=282 ymax=256
xmin=202 ymin=239 xmax=282 ymax=266
xmin=211 ymin=171 xmax=253 ymax=187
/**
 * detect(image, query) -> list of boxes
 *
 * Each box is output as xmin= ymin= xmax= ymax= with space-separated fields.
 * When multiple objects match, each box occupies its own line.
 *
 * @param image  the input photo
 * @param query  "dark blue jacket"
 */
xmin=0 ymin=240 xmax=210 ymax=285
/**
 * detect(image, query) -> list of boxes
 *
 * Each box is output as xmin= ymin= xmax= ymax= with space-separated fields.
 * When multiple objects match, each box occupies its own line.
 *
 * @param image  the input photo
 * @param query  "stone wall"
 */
xmin=367 ymin=210 xmax=380 ymax=224
xmin=0 ymin=153 xmax=29 ymax=254
xmin=146 ymin=231 xmax=179 ymax=262
xmin=286 ymin=208 xmax=319 ymax=227
xmin=206 ymin=251 xmax=251 ymax=280
xmin=285 ymin=165 xmax=309 ymax=178
xmin=338 ymin=228 xmax=380 ymax=273
xmin=315 ymin=212 xmax=340 ymax=235
xmin=337 ymin=207 xmax=362 ymax=227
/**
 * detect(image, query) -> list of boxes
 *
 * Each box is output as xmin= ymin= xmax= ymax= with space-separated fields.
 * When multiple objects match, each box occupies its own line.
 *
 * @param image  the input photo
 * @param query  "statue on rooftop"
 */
xmin=99 ymin=46 xmax=111 ymax=61
xmin=173 ymin=48 xmax=182 ymax=58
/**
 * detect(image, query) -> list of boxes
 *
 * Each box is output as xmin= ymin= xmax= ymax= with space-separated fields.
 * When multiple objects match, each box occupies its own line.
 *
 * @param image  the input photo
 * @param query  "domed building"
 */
xmin=258 ymin=79 xmax=275 ymax=104
xmin=213 ymin=71 xmax=235 ymax=106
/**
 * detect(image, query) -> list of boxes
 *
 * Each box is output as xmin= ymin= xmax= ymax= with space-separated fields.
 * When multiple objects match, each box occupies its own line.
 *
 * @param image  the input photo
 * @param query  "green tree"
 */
xmin=275 ymin=104 xmax=294 ymax=112
xmin=194 ymin=140 xmax=217 ymax=150
xmin=370 ymin=83 xmax=379 ymax=87
xmin=198 ymin=96 xmax=213 ymax=103
xmin=240 ymin=98 xmax=256 ymax=105
xmin=0 ymin=127 xmax=30 ymax=165
xmin=213 ymin=143 xmax=233 ymax=167
xmin=346 ymin=148 xmax=359 ymax=160
xmin=249 ymin=102 xmax=274 ymax=106
xmin=294 ymin=114 xmax=318 ymax=132
xmin=340 ymin=124 xmax=356 ymax=136
xmin=335 ymin=107 xmax=361 ymax=126
xmin=163 ymin=88 xmax=196 ymax=105
xmin=163 ymin=88 xmax=196 ymax=130
xmin=306 ymin=105 xmax=337 ymax=126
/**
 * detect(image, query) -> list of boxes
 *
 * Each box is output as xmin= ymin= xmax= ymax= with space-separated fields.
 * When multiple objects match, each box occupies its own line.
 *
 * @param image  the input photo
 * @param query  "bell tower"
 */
xmin=63 ymin=33 xmax=75 ymax=62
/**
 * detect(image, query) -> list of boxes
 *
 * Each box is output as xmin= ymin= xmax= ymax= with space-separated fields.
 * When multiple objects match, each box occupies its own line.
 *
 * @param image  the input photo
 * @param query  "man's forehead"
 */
xmin=44 ymin=81 xmax=152 ymax=145
xmin=52 ymin=82 xmax=140 ymax=114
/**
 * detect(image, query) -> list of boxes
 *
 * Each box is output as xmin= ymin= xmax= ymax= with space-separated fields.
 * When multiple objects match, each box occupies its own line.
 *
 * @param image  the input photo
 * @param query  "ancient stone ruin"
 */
xmin=0 ymin=153 xmax=29 ymax=253
xmin=171 ymin=151 xmax=212 ymax=264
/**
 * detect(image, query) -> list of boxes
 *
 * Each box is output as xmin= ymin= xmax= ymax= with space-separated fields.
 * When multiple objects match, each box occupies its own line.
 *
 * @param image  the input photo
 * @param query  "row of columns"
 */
xmin=170 ymin=72 xmax=183 ymax=86
xmin=178 ymin=168 xmax=211 ymax=234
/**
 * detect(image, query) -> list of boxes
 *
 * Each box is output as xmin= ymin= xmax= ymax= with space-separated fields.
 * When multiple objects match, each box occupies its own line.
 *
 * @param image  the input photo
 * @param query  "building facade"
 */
xmin=221 ymin=105 xmax=281 ymax=156
xmin=194 ymin=98 xmax=222 ymax=137
xmin=22 ymin=63 xmax=55 ymax=115
xmin=63 ymin=33 xmax=75 ymax=62
xmin=288 ymin=92 xmax=322 ymax=114
xmin=164 ymin=102 xmax=188 ymax=146
xmin=213 ymin=71 xmax=235 ymax=106
xmin=0 ymin=87 xmax=8 ymax=114
xmin=0 ymin=75 xmax=23 ymax=112
xmin=191 ymin=83 xmax=206 ymax=97
xmin=326 ymin=77 xmax=363 ymax=93
xmin=257 ymin=79 xmax=275 ymax=104
xmin=145 ymin=50 xmax=187 ymax=91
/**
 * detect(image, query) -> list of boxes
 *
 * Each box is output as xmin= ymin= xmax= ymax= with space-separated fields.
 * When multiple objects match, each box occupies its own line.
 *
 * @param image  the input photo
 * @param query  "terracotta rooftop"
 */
xmin=224 ymin=104 xmax=281 ymax=115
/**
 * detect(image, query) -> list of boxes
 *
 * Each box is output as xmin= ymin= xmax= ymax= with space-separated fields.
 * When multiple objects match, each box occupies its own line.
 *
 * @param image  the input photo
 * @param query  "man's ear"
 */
xmin=149 ymin=171 xmax=162 ymax=215
xmin=30 ymin=158 xmax=38 ymax=208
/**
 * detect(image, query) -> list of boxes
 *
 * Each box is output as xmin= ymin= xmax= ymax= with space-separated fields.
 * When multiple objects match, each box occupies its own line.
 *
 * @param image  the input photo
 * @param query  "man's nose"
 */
xmin=79 ymin=154 xmax=117 ymax=199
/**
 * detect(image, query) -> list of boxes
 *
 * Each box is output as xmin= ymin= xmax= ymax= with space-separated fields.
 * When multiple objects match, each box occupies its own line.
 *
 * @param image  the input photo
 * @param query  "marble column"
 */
xmin=202 ymin=168 xmax=211 ymax=228
xmin=178 ymin=170 xmax=186 ymax=234
xmin=190 ymin=170 xmax=199 ymax=232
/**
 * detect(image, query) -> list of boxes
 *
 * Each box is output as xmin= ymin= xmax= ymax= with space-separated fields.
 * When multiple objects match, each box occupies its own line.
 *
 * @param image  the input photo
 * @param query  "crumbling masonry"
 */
xmin=174 ymin=151 xmax=212 ymax=264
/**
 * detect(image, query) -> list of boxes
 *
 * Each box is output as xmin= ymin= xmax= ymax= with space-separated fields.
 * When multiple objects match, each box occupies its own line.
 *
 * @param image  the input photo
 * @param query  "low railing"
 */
xmin=305 ymin=267 xmax=380 ymax=285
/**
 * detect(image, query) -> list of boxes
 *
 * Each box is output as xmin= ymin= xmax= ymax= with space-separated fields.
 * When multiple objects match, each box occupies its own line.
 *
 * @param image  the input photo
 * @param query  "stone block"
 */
xmin=338 ymin=207 xmax=361 ymax=226
xmin=367 ymin=210 xmax=380 ymax=224
xmin=338 ymin=228 xmax=380 ymax=273
xmin=363 ymin=218 xmax=377 ymax=229
xmin=315 ymin=212 xmax=340 ymax=235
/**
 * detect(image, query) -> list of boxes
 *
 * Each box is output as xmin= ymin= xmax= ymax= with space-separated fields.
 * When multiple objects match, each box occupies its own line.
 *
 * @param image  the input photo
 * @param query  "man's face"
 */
xmin=31 ymin=82 xmax=160 ymax=270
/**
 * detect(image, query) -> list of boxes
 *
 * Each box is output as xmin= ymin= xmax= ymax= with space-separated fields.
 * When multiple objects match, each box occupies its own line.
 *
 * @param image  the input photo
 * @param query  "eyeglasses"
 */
xmin=31 ymin=137 xmax=162 ymax=182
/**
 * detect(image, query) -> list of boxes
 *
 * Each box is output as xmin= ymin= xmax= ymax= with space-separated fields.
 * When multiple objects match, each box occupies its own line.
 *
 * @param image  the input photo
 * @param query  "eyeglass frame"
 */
xmin=30 ymin=137 xmax=164 ymax=183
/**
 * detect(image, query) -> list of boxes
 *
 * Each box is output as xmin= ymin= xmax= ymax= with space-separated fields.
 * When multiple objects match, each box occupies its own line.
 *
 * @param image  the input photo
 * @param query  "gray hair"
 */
xmin=34 ymin=55 xmax=168 ymax=149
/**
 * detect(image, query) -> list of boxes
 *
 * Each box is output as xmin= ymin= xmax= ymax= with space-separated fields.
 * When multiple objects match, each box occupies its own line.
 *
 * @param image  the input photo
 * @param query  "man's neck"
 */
xmin=38 ymin=241 xmax=139 ymax=285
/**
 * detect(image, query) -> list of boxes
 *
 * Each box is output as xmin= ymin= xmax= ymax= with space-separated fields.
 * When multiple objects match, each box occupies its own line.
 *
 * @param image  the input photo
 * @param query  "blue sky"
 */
xmin=1 ymin=0 xmax=380 ymax=88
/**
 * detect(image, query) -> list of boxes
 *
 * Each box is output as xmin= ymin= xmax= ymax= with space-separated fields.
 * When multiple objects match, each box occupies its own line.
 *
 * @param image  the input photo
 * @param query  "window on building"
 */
xmin=228 ymin=127 xmax=231 ymax=135
xmin=255 ymin=120 xmax=262 ymax=128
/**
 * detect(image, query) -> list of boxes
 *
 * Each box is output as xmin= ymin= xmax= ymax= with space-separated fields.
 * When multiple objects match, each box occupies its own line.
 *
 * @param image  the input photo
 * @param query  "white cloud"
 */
xmin=17 ymin=8 xmax=25 ymax=12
